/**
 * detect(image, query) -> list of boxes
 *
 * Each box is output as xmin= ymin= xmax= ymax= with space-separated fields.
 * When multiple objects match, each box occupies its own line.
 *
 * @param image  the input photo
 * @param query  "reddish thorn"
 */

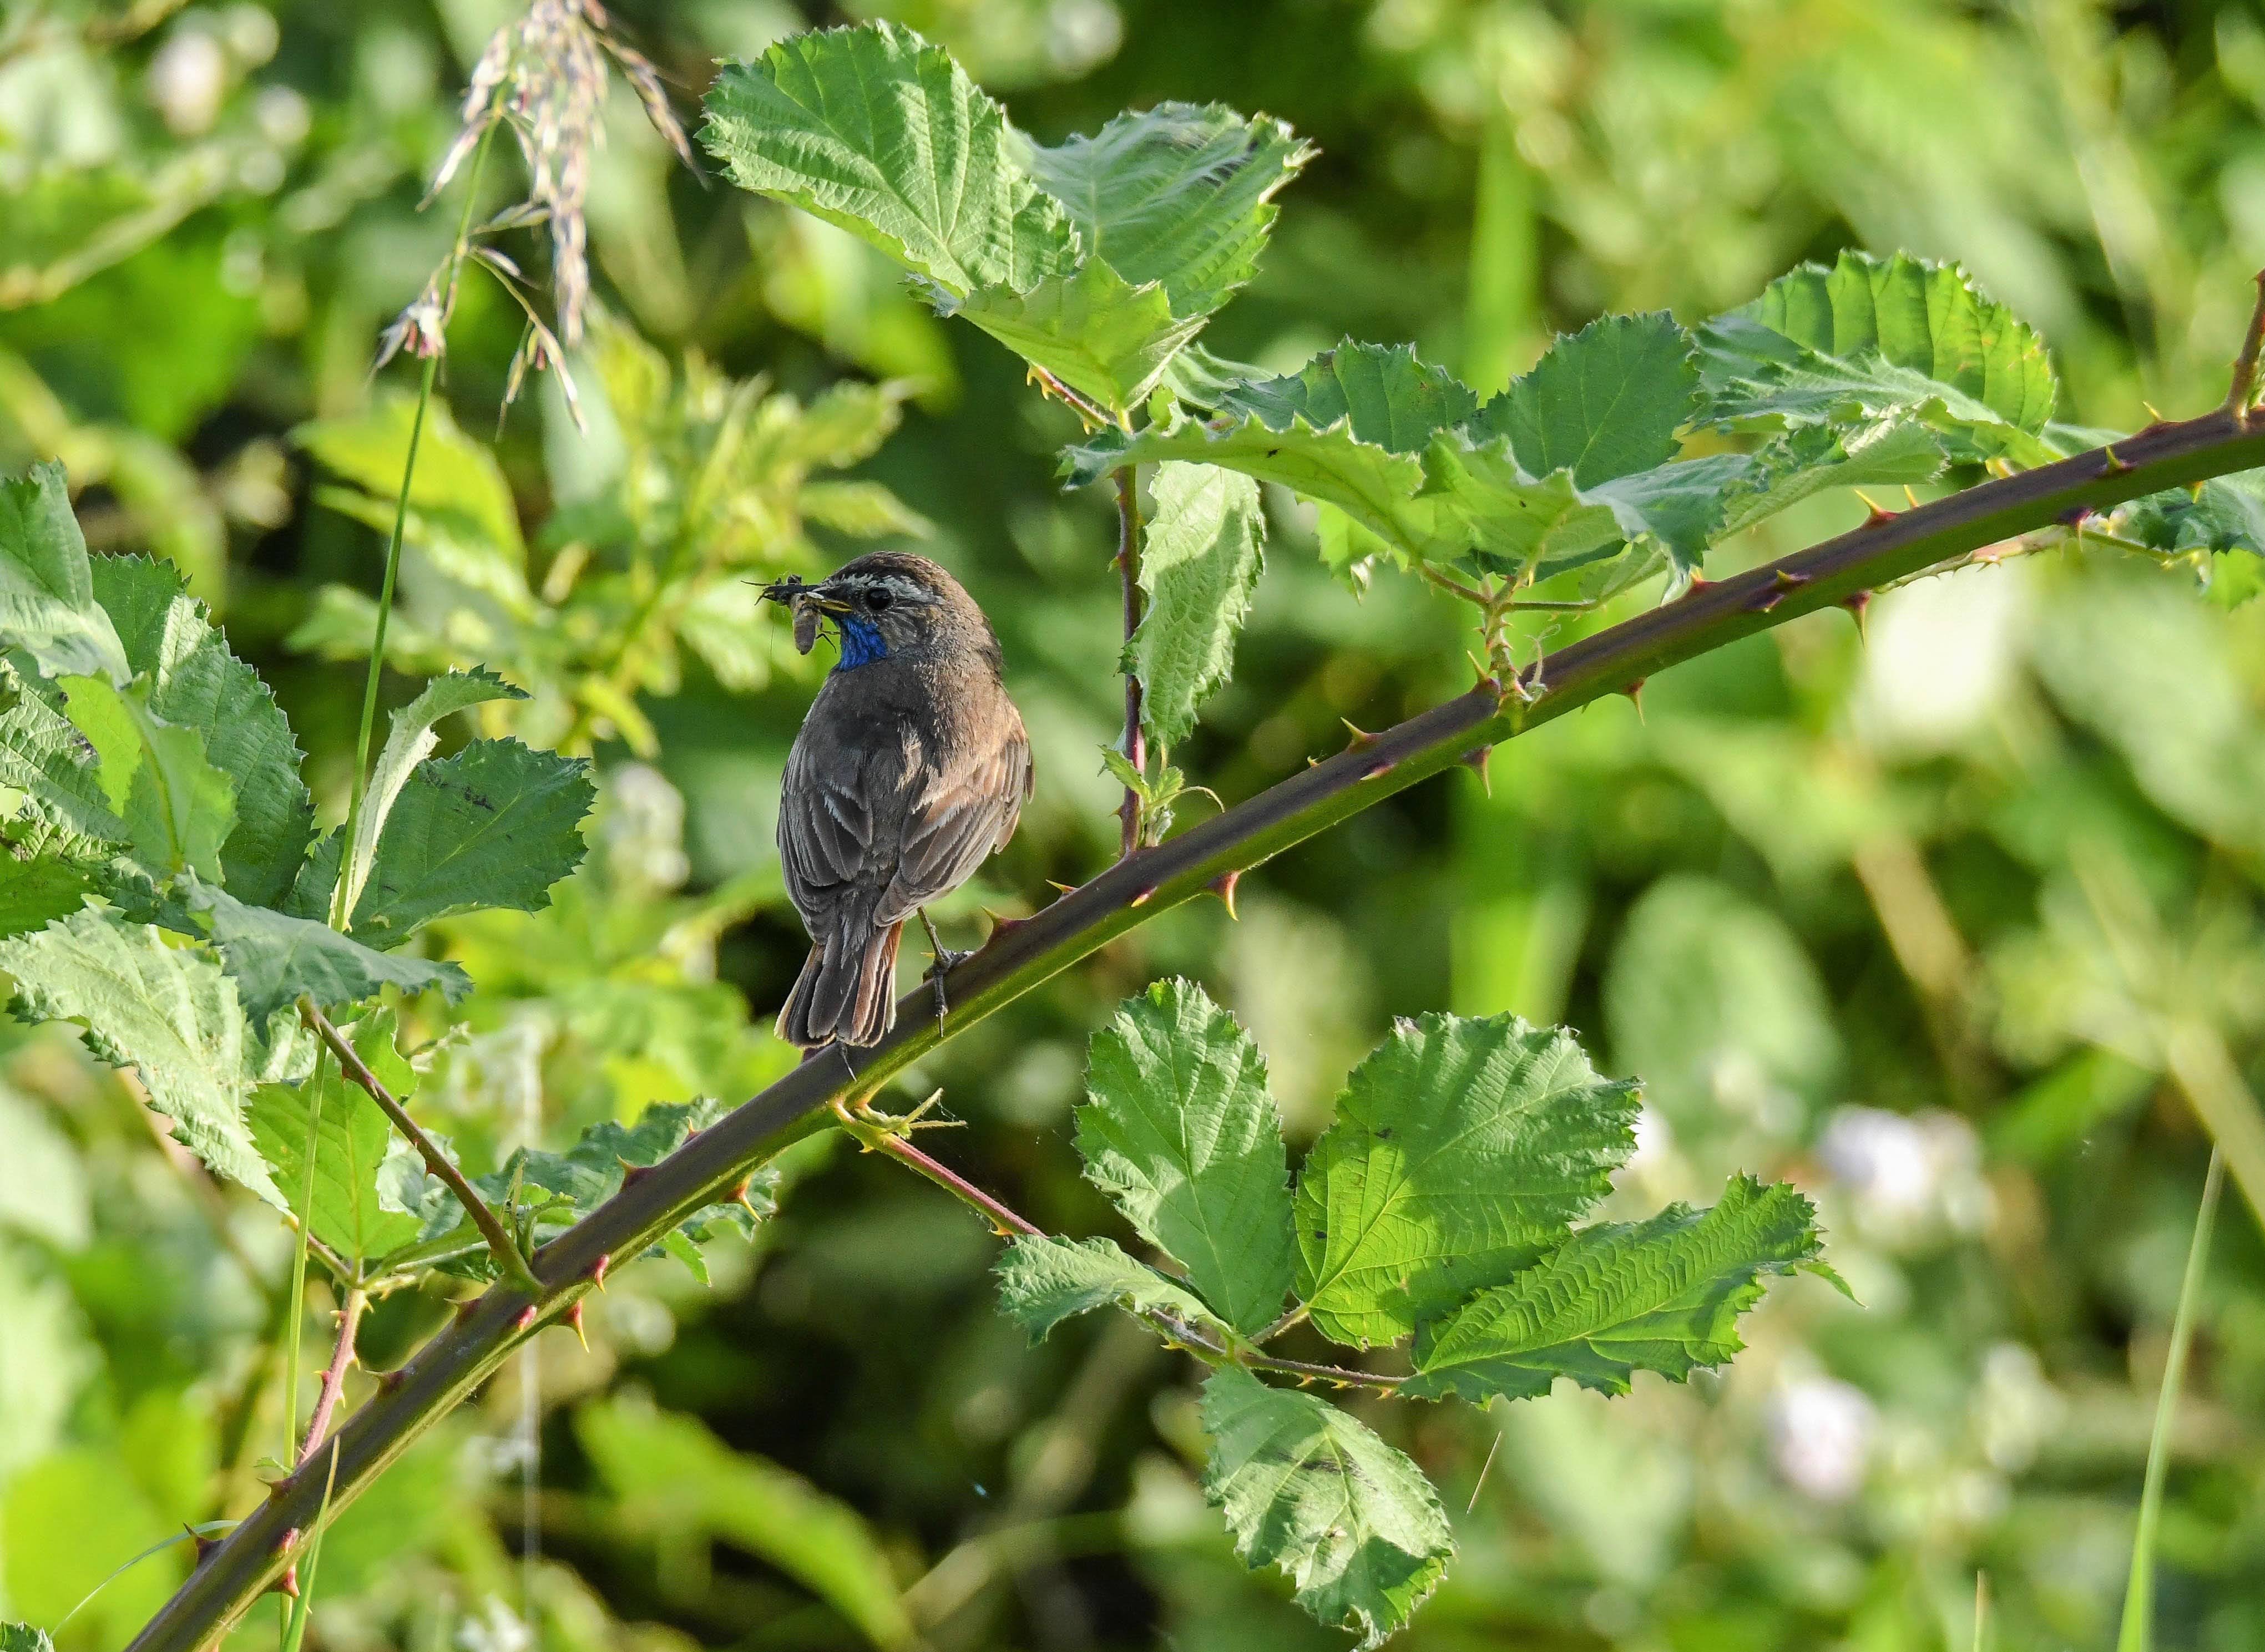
xmin=2057 ymin=504 xmax=2094 ymax=527
xmin=189 ymin=1524 xmax=221 ymax=1567
xmin=1208 ymin=869 xmax=1240 ymax=920
xmin=588 ymin=1253 xmax=611 ymax=1293
xmin=1772 ymin=567 xmax=1811 ymax=589
xmin=565 ymin=1299 xmax=589 ymax=1352
xmin=277 ymin=1526 xmax=301 ymax=1557
xmin=1341 ymin=719 xmax=1378 ymax=751
xmin=987 ymin=913 xmax=1028 ymax=938
xmin=264 ymin=1472 xmax=294 ymax=1504
xmin=1044 ymin=879 xmax=1078 ymax=899
xmin=514 ymin=1304 xmax=539 ymax=1334
xmin=1752 ymin=586 xmax=1787 ymax=612
xmin=271 ymin=1563 xmax=300 ymax=1599
xmin=1864 ymin=505 xmax=1899 ymax=527
xmin=1364 ymin=759 xmax=1396 ymax=780
xmin=1842 ymin=589 xmax=1872 ymax=641
xmin=1682 ymin=574 xmax=1714 ymax=594
xmin=1130 ymin=884 xmax=1156 ymax=907
xmin=2100 ymin=445 xmax=2130 ymax=474
xmin=453 ymin=1297 xmax=481 ymax=1329
xmin=618 ymin=1159 xmax=655 ymax=1189
xmin=378 ymin=1367 xmax=407 ymax=1395
xmin=1460 ymin=746 xmax=1492 ymax=794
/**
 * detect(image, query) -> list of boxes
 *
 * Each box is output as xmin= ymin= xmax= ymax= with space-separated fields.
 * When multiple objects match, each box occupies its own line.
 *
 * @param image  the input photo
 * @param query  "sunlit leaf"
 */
xmin=941 ymin=256 xmax=1198 ymax=414
xmin=0 ymin=854 xmax=92 ymax=941
xmin=57 ymin=673 xmax=235 ymax=883
xmin=184 ymin=878 xmax=470 ymax=1021
xmin=1295 ymin=1012 xmax=1638 ymax=1349
xmin=1403 ymin=1175 xmax=1825 ymax=1403
xmin=0 ymin=907 xmax=282 ymax=1206
xmin=1131 ymin=462 xmax=1265 ymax=745
xmin=994 ymin=1234 xmax=1227 ymax=1343
xmin=1200 ymin=1365 xmax=1453 ymax=1650
xmin=1469 ymin=311 xmax=1699 ymax=486
xmin=1079 ymin=979 xmax=1297 ymax=1336
xmin=294 ymin=394 xmax=527 ymax=563
xmin=0 ymin=460 xmax=128 ymax=682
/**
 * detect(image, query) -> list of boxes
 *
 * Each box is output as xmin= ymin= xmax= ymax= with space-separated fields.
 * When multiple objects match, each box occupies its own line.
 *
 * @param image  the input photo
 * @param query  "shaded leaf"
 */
xmin=0 ymin=461 xmax=128 ymax=682
xmin=1295 ymin=1013 xmax=1638 ymax=1349
xmin=245 ymin=1008 xmax=425 ymax=1273
xmin=1078 ymin=980 xmax=1297 ymax=1335
xmin=994 ymin=1234 xmax=1227 ymax=1343
xmin=89 ymin=555 xmax=314 ymax=906
xmin=347 ymin=739 xmax=593 ymax=942
xmin=1200 ymin=1365 xmax=1453 ymax=1650
xmin=1403 ymin=1176 xmax=1824 ymax=1403
xmin=0 ymin=907 xmax=282 ymax=1206
xmin=0 ymin=657 xmax=124 ymax=860
xmin=0 ymin=854 xmax=93 ymax=941
xmin=185 ymin=878 xmax=470 ymax=1021
xmin=1131 ymin=463 xmax=1265 ymax=746
xmin=337 ymin=669 xmax=524 ymax=928
xmin=1470 ymin=312 xmax=1698 ymax=486
xmin=1717 ymin=418 xmax=1947 ymax=539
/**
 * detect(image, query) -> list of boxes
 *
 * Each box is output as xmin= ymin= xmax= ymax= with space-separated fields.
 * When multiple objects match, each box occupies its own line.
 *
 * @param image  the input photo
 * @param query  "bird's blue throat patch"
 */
xmin=834 ymin=615 xmax=888 ymax=672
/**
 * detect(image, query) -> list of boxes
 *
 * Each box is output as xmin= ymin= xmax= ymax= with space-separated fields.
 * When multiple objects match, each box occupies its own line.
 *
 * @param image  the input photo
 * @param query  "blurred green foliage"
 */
xmin=6 ymin=2 xmax=2265 ymax=1650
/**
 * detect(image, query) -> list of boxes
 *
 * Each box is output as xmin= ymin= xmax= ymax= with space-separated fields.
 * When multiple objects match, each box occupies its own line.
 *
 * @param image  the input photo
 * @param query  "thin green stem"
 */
xmin=335 ymin=125 xmax=496 ymax=929
xmin=124 ymin=398 xmax=2265 ymax=1648
xmin=2117 ymin=1148 xmax=2223 ymax=1652
xmin=280 ymin=1045 xmax=328 ymax=1464
xmin=1114 ymin=466 xmax=1145 ymax=858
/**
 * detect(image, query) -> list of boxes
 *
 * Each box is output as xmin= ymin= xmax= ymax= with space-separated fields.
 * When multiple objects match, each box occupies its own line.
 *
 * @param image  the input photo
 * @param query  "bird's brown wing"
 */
xmin=878 ymin=721 xmax=1031 ymax=925
xmin=777 ymin=721 xmax=921 ymax=910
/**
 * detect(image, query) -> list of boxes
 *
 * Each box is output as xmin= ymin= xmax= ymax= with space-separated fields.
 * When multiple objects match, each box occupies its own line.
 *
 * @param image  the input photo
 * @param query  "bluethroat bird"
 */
xmin=762 ymin=552 xmax=1033 ymax=1048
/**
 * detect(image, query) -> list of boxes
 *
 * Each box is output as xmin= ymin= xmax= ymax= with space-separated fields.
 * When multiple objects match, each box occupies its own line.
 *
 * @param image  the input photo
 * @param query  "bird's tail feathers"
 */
xmin=778 ymin=911 xmax=904 ymax=1048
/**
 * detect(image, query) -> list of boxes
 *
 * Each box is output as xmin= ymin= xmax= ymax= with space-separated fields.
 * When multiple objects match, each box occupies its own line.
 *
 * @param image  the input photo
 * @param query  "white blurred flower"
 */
xmin=1973 ymin=1341 xmax=2065 ymax=1473
xmin=1767 ymin=1375 xmax=1876 ymax=1502
xmin=254 ymin=84 xmax=310 ymax=146
xmin=1849 ymin=560 xmax=2030 ymax=756
xmin=600 ymin=762 xmax=691 ymax=894
xmin=146 ymin=27 xmax=228 ymax=136
xmin=456 ymin=1598 xmax=532 ymax=1652
xmin=1817 ymin=1105 xmax=1991 ymax=1245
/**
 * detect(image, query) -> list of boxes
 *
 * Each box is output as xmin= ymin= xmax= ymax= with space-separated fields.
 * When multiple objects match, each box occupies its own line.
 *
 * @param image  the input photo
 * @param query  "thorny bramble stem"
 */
xmin=2227 ymin=269 xmax=2265 ymax=415
xmin=297 ymin=1288 xmax=369 ymax=1468
xmin=299 ymin=1000 xmax=543 ymax=1294
xmin=127 ymin=391 xmax=2265 ymax=1648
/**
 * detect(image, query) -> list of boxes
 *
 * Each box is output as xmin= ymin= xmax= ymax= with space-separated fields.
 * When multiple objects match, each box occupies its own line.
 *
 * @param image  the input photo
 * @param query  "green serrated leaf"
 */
xmin=184 ymin=878 xmax=471 ymax=1021
xmin=767 ymin=379 xmax=915 ymax=472
xmin=1078 ymin=980 xmax=1297 ymax=1336
xmin=1295 ymin=1012 xmax=1639 ymax=1349
xmin=1470 ymin=312 xmax=1699 ymax=487
xmin=1403 ymin=1175 xmax=1823 ymax=1403
xmin=0 ymin=907 xmax=282 ymax=1205
xmin=0 ymin=657 xmax=124 ymax=859
xmin=942 ymin=257 xmax=1200 ymax=415
xmin=1132 ymin=463 xmax=1266 ymax=746
xmin=3 ymin=1623 xmax=57 ymax=1652
xmin=1028 ymin=102 xmax=1313 ymax=321
xmin=347 ymin=739 xmax=593 ymax=942
xmin=246 ymin=1007 xmax=426 ymax=1273
xmin=294 ymin=394 xmax=526 ymax=564
xmin=2112 ymin=469 xmax=2265 ymax=580
xmin=337 ymin=669 xmax=525 ymax=928
xmin=994 ymin=1234 xmax=1226 ymax=1343
xmin=0 ymin=853 xmax=93 ymax=940
xmin=89 ymin=555 xmax=315 ymax=906
xmin=1200 ymin=1365 xmax=1453 ymax=1650
xmin=58 ymin=673 xmax=236 ymax=882
xmin=1697 ymin=250 xmax=2059 ymax=463
xmin=702 ymin=22 xmax=1076 ymax=297
xmin=0 ymin=460 xmax=128 ymax=682
xmin=1717 ymin=418 xmax=1947 ymax=539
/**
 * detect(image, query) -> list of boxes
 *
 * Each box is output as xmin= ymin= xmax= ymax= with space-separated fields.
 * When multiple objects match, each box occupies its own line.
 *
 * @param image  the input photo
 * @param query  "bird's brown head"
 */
xmin=783 ymin=551 xmax=997 ymax=672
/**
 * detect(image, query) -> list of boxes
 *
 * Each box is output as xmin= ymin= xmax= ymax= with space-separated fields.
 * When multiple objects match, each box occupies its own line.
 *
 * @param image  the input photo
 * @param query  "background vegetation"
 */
xmin=4 ymin=1 xmax=2265 ymax=1649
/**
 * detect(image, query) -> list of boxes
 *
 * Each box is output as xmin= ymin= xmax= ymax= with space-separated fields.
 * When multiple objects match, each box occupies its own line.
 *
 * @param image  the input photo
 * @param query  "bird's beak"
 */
xmin=756 ymin=577 xmax=851 ymax=614
xmin=803 ymin=588 xmax=853 ymax=614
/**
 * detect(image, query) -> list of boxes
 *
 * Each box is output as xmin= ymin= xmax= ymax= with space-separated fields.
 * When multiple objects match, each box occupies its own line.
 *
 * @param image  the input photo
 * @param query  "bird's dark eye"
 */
xmin=865 ymin=589 xmax=893 ymax=613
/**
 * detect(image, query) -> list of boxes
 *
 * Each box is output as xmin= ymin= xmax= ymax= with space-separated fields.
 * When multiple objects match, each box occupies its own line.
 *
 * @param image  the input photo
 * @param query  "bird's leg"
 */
xmin=917 ymin=907 xmax=972 ymax=1031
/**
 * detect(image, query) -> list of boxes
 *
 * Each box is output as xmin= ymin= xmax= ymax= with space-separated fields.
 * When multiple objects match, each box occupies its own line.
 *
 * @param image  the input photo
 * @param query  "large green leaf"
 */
xmin=0 ymin=461 xmax=128 ymax=682
xmin=0 ymin=908 xmax=282 ymax=1206
xmin=579 ymin=1397 xmax=914 ymax=1650
xmin=1697 ymin=250 xmax=2059 ymax=463
xmin=1403 ymin=1176 xmax=1825 ymax=1403
xmin=1295 ymin=1013 xmax=1638 ymax=1349
xmin=702 ymin=22 xmax=1076 ymax=296
xmin=2112 ymin=469 xmax=2265 ymax=579
xmin=184 ymin=879 xmax=470 ymax=1021
xmin=0 ymin=853 xmax=93 ymax=941
xmin=1469 ymin=311 xmax=1698 ymax=487
xmin=1200 ymin=1365 xmax=1453 ymax=1650
xmin=245 ymin=1008 xmax=425 ymax=1274
xmin=1078 ymin=980 xmax=1297 ymax=1336
xmin=1716 ymin=418 xmax=1947 ymax=539
xmin=336 ymin=669 xmax=524 ymax=928
xmin=994 ymin=1234 xmax=1227 ymax=1344
xmin=1130 ymin=463 xmax=1266 ymax=746
xmin=88 ymin=556 xmax=314 ymax=906
xmin=346 ymin=739 xmax=593 ymax=942
xmin=1028 ymin=102 xmax=1312 ymax=321
xmin=57 ymin=673 xmax=235 ymax=883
